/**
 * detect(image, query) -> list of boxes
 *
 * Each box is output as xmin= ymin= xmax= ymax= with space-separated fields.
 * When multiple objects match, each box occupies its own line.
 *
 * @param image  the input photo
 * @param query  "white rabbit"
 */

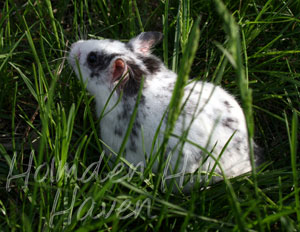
xmin=68 ymin=32 xmax=260 ymax=191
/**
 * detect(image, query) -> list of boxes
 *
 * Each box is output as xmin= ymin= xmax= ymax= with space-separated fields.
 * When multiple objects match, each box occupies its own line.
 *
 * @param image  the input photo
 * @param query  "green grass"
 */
xmin=0 ymin=0 xmax=300 ymax=231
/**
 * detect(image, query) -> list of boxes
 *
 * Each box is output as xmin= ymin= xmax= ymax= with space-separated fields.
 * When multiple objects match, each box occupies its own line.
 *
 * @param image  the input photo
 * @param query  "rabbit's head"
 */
xmin=68 ymin=32 xmax=163 ymax=96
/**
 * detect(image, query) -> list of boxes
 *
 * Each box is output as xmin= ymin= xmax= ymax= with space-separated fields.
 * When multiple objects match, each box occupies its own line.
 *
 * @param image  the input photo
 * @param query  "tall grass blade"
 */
xmin=163 ymin=0 xmax=169 ymax=67
xmin=213 ymin=0 xmax=261 ymax=230
xmin=45 ymin=0 xmax=61 ymax=51
xmin=285 ymin=111 xmax=300 ymax=226
xmin=155 ymin=17 xmax=200 ymax=230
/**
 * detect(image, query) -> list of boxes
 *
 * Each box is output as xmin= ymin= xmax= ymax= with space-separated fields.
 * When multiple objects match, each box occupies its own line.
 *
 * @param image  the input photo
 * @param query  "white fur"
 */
xmin=69 ymin=32 xmax=253 ymax=192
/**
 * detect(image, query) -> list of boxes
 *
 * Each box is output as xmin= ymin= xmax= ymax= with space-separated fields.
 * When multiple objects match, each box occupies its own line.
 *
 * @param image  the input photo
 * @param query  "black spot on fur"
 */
xmin=140 ymin=56 xmax=161 ymax=74
xmin=223 ymin=100 xmax=233 ymax=112
xmin=232 ymin=136 xmax=243 ymax=152
xmin=126 ymin=43 xmax=134 ymax=52
xmin=167 ymin=82 xmax=175 ymax=92
xmin=121 ymin=109 xmax=128 ymax=119
xmin=234 ymin=146 xmax=241 ymax=152
xmin=87 ymin=52 xmax=120 ymax=77
xmin=222 ymin=117 xmax=238 ymax=130
xmin=194 ymin=152 xmax=202 ymax=164
xmin=129 ymin=138 xmax=137 ymax=152
xmin=114 ymin=126 xmax=123 ymax=137
xmin=118 ymin=94 xmax=144 ymax=123
xmin=140 ymin=94 xmax=146 ymax=105
xmin=90 ymin=72 xmax=99 ymax=78
xmin=120 ymin=100 xmax=132 ymax=120
xmin=117 ymin=114 xmax=122 ymax=120
xmin=226 ymin=148 xmax=234 ymax=157
xmin=223 ymin=100 xmax=230 ymax=107
xmin=131 ymin=128 xmax=138 ymax=137
xmin=123 ymin=60 xmax=146 ymax=95
xmin=131 ymin=121 xmax=140 ymax=138
xmin=162 ymin=82 xmax=175 ymax=94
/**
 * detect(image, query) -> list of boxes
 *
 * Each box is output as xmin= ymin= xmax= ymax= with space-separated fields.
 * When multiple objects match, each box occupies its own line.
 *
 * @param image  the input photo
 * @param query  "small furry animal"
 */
xmin=68 ymin=32 xmax=260 ymax=191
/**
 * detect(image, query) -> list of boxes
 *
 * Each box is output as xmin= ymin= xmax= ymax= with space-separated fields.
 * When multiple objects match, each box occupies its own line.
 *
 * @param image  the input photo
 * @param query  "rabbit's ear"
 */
xmin=112 ymin=58 xmax=127 ymax=82
xmin=127 ymin=32 xmax=163 ymax=55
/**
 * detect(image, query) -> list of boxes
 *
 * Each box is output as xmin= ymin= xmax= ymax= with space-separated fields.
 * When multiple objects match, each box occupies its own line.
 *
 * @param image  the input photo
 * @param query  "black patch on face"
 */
xmin=87 ymin=52 xmax=120 ymax=77
xmin=140 ymin=56 xmax=161 ymax=74
xmin=222 ymin=117 xmax=238 ymax=131
xmin=123 ymin=60 xmax=146 ymax=96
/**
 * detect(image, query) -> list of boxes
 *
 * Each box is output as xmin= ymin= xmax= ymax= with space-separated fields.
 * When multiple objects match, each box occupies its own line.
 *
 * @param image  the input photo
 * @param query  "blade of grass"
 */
xmin=11 ymin=82 xmax=17 ymax=154
xmin=163 ymin=0 xmax=169 ymax=67
xmin=133 ymin=0 xmax=144 ymax=32
xmin=154 ymin=17 xmax=200 ymax=230
xmin=284 ymin=111 xmax=300 ymax=225
xmin=171 ymin=2 xmax=181 ymax=73
xmin=45 ymin=0 xmax=61 ymax=51
xmin=214 ymin=0 xmax=260 ymax=230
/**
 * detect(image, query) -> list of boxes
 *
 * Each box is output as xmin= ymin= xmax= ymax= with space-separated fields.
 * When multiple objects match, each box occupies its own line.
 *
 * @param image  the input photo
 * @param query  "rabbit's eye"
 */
xmin=87 ymin=52 xmax=98 ymax=66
